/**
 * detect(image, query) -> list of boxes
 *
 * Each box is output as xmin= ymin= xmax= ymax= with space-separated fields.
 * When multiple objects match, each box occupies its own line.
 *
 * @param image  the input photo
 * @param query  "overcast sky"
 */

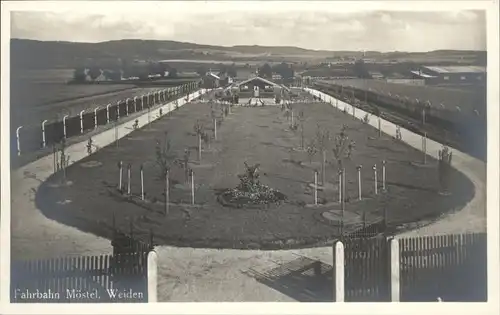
xmin=9 ymin=2 xmax=487 ymax=52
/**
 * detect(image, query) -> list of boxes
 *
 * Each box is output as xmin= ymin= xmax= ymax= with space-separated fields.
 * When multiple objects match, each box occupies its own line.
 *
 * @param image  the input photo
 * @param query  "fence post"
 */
xmin=147 ymin=250 xmax=158 ymax=303
xmin=42 ymin=120 xmax=48 ymax=148
xmin=80 ymin=110 xmax=85 ymax=134
xmin=94 ymin=107 xmax=100 ymax=129
xmin=106 ymin=104 xmax=111 ymax=124
xmin=373 ymin=164 xmax=378 ymax=195
xmin=126 ymin=98 xmax=130 ymax=116
xmin=16 ymin=126 xmax=23 ymax=156
xmin=390 ymin=238 xmax=400 ymax=302
xmin=63 ymin=115 xmax=69 ymax=139
xmin=116 ymin=101 xmax=121 ymax=120
xmin=134 ymin=96 xmax=138 ymax=112
xmin=334 ymin=240 xmax=345 ymax=302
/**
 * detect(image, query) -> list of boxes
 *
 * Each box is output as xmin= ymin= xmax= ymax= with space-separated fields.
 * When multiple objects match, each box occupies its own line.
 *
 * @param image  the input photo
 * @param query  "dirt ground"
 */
xmin=34 ymin=94 xmax=474 ymax=250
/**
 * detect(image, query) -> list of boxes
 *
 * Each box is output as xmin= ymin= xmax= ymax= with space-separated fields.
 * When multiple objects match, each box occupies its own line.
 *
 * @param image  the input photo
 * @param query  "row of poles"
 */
xmin=15 ymin=82 xmax=199 ymax=156
xmin=117 ymin=162 xmax=196 ymax=214
xmin=312 ymin=161 xmax=387 ymax=207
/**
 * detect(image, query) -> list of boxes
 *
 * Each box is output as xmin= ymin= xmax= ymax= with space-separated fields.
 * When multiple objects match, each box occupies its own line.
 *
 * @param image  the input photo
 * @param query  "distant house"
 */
xmin=411 ymin=66 xmax=486 ymax=85
xmin=234 ymin=76 xmax=288 ymax=98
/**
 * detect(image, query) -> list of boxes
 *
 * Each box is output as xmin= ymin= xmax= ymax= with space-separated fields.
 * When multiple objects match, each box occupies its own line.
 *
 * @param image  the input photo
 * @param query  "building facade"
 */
xmin=411 ymin=66 xmax=486 ymax=85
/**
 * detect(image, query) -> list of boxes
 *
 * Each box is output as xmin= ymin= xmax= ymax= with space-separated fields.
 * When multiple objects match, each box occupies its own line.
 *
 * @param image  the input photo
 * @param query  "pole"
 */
xmin=41 ymin=120 xmax=48 ymax=148
xmin=141 ymin=165 xmax=144 ymax=200
xmin=382 ymin=160 xmax=386 ymax=191
xmin=357 ymin=165 xmax=362 ymax=200
xmin=134 ymin=97 xmax=138 ymax=112
xmin=63 ymin=115 xmax=68 ymax=139
xmin=191 ymin=170 xmax=195 ymax=205
xmin=373 ymin=164 xmax=378 ymax=195
xmin=80 ymin=110 xmax=85 ymax=134
xmin=16 ymin=126 xmax=23 ymax=156
xmin=119 ymin=161 xmax=123 ymax=191
xmin=125 ymin=98 xmax=130 ymax=116
xmin=127 ymin=164 xmax=131 ymax=195
xmin=106 ymin=104 xmax=110 ymax=124
xmin=94 ymin=107 xmax=100 ymax=129
xmin=314 ymin=171 xmax=318 ymax=205
xmin=116 ymin=101 xmax=121 ymax=120
xmin=214 ymin=118 xmax=217 ymax=140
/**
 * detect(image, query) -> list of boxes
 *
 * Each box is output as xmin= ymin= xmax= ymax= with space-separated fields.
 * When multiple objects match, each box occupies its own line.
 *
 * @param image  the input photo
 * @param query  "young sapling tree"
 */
xmin=297 ymin=110 xmax=307 ymax=149
xmin=155 ymin=132 xmax=176 ymax=214
xmin=193 ymin=120 xmax=205 ymax=161
xmin=315 ymin=125 xmax=331 ymax=186
xmin=438 ymin=145 xmax=453 ymax=195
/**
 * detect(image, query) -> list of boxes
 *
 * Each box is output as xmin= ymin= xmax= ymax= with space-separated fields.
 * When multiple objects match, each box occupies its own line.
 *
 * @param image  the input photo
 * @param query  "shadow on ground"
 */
xmin=243 ymin=256 xmax=334 ymax=302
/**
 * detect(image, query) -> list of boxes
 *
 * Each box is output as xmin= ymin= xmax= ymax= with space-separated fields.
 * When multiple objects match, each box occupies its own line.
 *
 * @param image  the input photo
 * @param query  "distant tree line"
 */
xmin=72 ymin=61 xmax=179 ymax=83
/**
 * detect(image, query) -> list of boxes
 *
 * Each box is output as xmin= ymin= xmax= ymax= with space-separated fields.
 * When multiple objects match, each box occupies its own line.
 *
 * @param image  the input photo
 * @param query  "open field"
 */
xmin=321 ymin=79 xmax=486 ymax=114
xmin=35 ymin=94 xmax=474 ymax=250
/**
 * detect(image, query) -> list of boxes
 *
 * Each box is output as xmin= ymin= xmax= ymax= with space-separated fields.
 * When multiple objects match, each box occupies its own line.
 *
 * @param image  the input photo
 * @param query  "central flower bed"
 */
xmin=218 ymin=162 xmax=286 ymax=208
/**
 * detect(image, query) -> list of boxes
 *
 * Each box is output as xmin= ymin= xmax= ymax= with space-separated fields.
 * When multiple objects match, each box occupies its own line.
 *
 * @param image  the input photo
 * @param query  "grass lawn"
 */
xmin=36 ymin=91 xmax=474 ymax=250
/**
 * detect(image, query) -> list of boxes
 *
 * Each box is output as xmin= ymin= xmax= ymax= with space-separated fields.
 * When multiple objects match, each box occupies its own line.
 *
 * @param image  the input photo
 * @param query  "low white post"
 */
xmin=357 ymin=165 xmax=362 ymax=200
xmin=147 ymin=250 xmax=158 ymax=303
xmin=127 ymin=164 xmax=131 ymax=195
xmin=140 ymin=164 xmax=144 ymax=200
xmin=334 ymin=241 xmax=345 ymax=302
xmin=214 ymin=118 xmax=217 ymax=140
xmin=191 ymin=170 xmax=195 ymax=205
xmin=118 ymin=161 xmax=123 ymax=191
xmin=94 ymin=106 xmax=100 ymax=129
xmin=16 ymin=126 xmax=23 ymax=156
xmin=382 ymin=160 xmax=386 ymax=191
xmin=314 ymin=171 xmax=318 ymax=205
xmin=41 ymin=120 xmax=48 ymax=148
xmin=390 ymin=239 xmax=400 ymax=302
xmin=63 ymin=115 xmax=69 ymax=139
xmin=126 ymin=98 xmax=130 ymax=116
xmin=79 ymin=110 xmax=85 ymax=134
xmin=373 ymin=164 xmax=378 ymax=195
xmin=116 ymin=101 xmax=121 ymax=120
xmin=106 ymin=104 xmax=111 ymax=124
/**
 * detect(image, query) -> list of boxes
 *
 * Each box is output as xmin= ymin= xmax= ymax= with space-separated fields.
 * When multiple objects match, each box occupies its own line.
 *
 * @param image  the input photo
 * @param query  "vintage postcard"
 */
xmin=1 ymin=1 xmax=498 ymax=314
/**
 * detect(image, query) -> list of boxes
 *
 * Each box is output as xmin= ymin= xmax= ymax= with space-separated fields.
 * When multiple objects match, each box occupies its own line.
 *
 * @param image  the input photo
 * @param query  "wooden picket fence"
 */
xmin=340 ymin=232 xmax=487 ymax=302
xmin=399 ymin=232 xmax=487 ymax=302
xmin=343 ymin=236 xmax=391 ymax=302
xmin=11 ymin=232 xmax=155 ymax=303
